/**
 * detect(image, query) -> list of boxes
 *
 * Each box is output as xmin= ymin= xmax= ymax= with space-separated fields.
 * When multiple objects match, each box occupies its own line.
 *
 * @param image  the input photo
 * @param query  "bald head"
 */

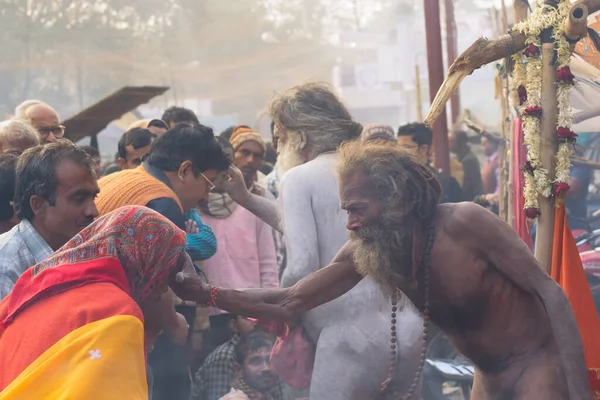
xmin=14 ymin=101 xmax=62 ymax=144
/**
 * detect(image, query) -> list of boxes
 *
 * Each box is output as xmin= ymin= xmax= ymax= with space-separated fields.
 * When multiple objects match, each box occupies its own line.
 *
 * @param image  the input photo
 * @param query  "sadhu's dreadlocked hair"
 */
xmin=338 ymin=140 xmax=441 ymax=225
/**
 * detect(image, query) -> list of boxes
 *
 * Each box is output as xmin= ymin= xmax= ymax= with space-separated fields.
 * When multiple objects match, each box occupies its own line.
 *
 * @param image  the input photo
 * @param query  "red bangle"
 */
xmin=209 ymin=286 xmax=219 ymax=308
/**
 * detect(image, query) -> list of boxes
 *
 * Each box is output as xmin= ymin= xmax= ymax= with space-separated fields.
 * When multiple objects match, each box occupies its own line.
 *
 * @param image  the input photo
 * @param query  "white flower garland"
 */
xmin=512 ymin=0 xmax=575 ymax=218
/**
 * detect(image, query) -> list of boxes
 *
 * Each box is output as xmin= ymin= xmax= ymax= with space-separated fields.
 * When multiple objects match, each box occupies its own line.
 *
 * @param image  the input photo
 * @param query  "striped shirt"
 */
xmin=0 ymin=220 xmax=53 ymax=300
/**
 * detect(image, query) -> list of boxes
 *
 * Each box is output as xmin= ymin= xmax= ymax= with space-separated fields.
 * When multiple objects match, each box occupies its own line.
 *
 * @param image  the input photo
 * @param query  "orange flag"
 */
xmin=551 ymin=205 xmax=600 ymax=396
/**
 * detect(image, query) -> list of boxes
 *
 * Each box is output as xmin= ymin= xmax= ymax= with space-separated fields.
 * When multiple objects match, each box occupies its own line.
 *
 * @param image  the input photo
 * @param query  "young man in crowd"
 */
xmin=116 ymin=127 xmax=155 ymax=170
xmin=448 ymin=130 xmax=483 ymax=201
xmin=0 ymin=120 xmax=40 ymax=156
xmin=79 ymin=145 xmax=103 ymax=177
xmin=0 ymin=140 xmax=99 ymax=299
xmin=14 ymin=100 xmax=64 ymax=144
xmin=95 ymin=122 xmax=230 ymax=400
xmin=219 ymin=330 xmax=281 ymax=400
xmin=397 ymin=123 xmax=464 ymax=203
xmin=161 ymin=106 xmax=200 ymax=128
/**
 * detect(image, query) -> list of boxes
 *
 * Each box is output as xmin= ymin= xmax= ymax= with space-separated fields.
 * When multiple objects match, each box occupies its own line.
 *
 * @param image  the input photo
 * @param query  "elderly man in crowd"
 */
xmin=14 ymin=100 xmax=64 ymax=144
xmin=0 ymin=140 xmax=99 ymax=299
xmin=0 ymin=120 xmax=39 ymax=156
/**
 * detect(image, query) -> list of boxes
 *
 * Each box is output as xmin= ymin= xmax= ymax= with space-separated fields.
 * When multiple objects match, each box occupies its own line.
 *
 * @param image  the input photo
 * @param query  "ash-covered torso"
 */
xmin=278 ymin=152 xmax=423 ymax=400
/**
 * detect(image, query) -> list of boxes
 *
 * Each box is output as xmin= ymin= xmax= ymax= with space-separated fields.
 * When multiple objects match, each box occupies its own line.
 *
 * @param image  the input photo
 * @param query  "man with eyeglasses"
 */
xmin=94 ymin=122 xmax=231 ymax=400
xmin=14 ymin=100 xmax=64 ymax=144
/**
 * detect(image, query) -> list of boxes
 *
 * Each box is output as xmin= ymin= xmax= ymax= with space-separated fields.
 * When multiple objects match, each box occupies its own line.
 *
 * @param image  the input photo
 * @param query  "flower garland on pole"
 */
xmin=512 ymin=0 xmax=577 ymax=219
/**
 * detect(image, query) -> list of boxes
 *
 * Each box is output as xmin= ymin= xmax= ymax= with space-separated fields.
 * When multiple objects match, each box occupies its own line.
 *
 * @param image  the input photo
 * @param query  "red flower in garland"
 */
xmin=524 ymin=106 xmax=542 ymax=117
xmin=554 ymin=182 xmax=571 ymax=198
xmin=521 ymin=161 xmax=535 ymax=175
xmin=556 ymin=126 xmax=578 ymax=142
xmin=556 ymin=67 xmax=575 ymax=84
xmin=525 ymin=207 xmax=541 ymax=219
xmin=523 ymin=43 xmax=540 ymax=57
xmin=517 ymin=85 xmax=527 ymax=105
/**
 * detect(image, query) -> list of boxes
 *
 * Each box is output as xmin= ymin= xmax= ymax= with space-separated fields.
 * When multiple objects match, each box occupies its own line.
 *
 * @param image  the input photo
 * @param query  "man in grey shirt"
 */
xmin=0 ymin=140 xmax=99 ymax=299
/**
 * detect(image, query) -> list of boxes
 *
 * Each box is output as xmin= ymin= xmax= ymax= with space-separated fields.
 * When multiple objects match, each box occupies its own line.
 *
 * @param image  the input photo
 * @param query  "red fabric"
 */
xmin=512 ymin=118 xmax=533 ymax=250
xmin=3 ymin=258 xmax=129 ymax=326
xmin=252 ymin=319 xmax=315 ymax=389
xmin=0 ymin=282 xmax=144 ymax=390
xmin=551 ymin=205 xmax=600 ymax=393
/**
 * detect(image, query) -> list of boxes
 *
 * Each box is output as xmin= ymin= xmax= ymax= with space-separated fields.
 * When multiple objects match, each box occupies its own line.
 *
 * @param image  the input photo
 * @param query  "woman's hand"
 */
xmin=167 ymin=312 xmax=189 ymax=345
xmin=185 ymin=219 xmax=199 ymax=234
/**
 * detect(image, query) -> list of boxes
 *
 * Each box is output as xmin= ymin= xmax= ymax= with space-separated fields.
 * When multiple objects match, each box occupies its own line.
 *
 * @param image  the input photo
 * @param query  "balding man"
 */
xmin=14 ymin=100 xmax=64 ymax=144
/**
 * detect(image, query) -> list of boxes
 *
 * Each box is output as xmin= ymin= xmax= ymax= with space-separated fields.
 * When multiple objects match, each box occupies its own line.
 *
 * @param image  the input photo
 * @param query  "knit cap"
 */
xmin=229 ymin=126 xmax=266 ymax=155
xmin=361 ymin=124 xmax=396 ymax=142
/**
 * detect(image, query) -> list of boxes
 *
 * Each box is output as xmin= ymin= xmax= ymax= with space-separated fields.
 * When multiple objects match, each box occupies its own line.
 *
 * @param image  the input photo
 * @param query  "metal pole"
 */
xmin=444 ymin=0 xmax=461 ymax=124
xmin=424 ymin=0 xmax=451 ymax=173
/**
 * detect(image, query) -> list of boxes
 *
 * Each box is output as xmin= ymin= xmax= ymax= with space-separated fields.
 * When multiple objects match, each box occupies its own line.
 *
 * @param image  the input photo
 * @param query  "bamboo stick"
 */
xmin=534 ymin=34 xmax=558 ymax=273
xmin=424 ymin=0 xmax=600 ymax=128
xmin=415 ymin=64 xmax=423 ymax=122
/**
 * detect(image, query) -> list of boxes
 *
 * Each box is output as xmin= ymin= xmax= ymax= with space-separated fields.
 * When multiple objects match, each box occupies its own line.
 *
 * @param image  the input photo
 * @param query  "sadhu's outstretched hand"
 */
xmin=220 ymin=165 xmax=251 ymax=204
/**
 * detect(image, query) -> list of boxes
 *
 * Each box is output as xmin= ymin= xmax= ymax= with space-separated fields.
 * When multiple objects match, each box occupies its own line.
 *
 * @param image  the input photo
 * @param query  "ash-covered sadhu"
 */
xmin=172 ymin=141 xmax=593 ymax=400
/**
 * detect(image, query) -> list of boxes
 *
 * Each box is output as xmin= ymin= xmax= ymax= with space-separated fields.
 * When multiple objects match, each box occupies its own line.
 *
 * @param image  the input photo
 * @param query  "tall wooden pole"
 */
xmin=444 ymin=0 xmax=460 ymax=124
xmin=424 ymin=0 xmax=451 ymax=173
xmin=534 ymin=25 xmax=558 ymax=272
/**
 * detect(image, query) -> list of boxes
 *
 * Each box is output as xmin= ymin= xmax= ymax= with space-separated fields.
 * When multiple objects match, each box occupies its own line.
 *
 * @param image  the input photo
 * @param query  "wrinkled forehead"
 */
xmin=339 ymin=169 xmax=373 ymax=201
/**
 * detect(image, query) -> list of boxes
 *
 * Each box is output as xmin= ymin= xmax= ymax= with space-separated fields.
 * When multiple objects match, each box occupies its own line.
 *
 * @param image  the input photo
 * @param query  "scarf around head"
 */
xmin=32 ymin=205 xmax=186 ymax=303
xmin=232 ymin=378 xmax=273 ymax=400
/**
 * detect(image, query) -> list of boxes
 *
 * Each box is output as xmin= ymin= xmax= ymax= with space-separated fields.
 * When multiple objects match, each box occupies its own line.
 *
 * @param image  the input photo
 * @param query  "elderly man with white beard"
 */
xmin=217 ymin=83 xmax=423 ymax=400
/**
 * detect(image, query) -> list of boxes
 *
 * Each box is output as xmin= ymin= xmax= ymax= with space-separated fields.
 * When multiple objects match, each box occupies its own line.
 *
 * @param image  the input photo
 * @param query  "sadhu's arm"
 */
xmin=170 ymin=241 xmax=363 ymax=322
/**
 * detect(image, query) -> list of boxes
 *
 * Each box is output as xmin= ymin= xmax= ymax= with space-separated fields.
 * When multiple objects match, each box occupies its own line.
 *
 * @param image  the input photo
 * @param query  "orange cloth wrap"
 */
xmin=95 ymin=165 xmax=182 ymax=216
xmin=551 ymin=205 xmax=600 ymax=395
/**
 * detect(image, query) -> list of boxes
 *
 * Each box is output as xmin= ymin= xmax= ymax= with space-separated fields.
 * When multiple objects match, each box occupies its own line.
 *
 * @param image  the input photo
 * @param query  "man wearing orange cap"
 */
xmin=229 ymin=126 xmax=268 ymax=194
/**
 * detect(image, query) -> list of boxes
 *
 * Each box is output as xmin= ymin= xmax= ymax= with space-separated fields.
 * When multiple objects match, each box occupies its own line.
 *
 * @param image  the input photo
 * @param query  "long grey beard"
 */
xmin=277 ymin=134 xmax=305 ymax=175
xmin=349 ymin=226 xmax=413 ymax=296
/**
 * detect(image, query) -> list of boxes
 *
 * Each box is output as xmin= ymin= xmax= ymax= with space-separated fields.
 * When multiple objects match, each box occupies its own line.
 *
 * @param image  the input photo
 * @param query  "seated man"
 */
xmin=191 ymin=315 xmax=283 ymax=400
xmin=220 ymin=330 xmax=281 ymax=400
xmin=172 ymin=141 xmax=592 ymax=400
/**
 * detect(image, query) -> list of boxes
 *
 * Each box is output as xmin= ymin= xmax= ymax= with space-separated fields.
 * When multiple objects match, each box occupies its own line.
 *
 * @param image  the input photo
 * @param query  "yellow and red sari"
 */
xmin=0 ymin=206 xmax=186 ymax=400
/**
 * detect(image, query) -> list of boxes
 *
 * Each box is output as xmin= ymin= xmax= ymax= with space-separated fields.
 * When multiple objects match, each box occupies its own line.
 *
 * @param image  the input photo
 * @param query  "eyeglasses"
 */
xmin=200 ymin=172 xmax=216 ymax=192
xmin=36 ymin=125 xmax=65 ymax=138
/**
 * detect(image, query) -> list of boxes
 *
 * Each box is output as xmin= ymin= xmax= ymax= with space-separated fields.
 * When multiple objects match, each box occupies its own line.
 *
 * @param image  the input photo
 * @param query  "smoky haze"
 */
xmin=0 ymin=0 xmax=499 ymax=152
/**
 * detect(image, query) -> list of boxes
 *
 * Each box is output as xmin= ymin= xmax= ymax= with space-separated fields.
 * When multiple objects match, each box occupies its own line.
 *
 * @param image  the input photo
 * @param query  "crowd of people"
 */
xmin=0 ymin=82 xmax=593 ymax=400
